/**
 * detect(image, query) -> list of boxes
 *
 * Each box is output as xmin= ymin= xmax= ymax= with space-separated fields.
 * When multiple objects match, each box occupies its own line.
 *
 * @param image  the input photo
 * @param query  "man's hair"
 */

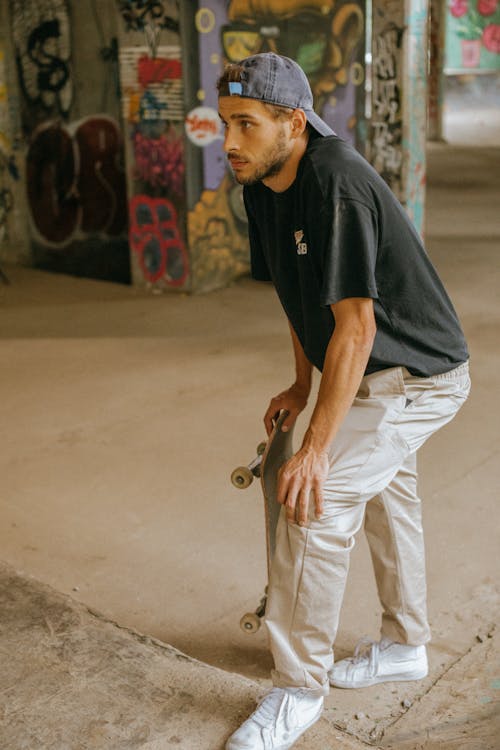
xmin=217 ymin=63 xmax=294 ymax=123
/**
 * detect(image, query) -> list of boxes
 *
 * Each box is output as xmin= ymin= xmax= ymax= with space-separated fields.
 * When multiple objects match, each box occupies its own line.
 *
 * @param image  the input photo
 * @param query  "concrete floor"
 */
xmin=1 ymin=120 xmax=500 ymax=745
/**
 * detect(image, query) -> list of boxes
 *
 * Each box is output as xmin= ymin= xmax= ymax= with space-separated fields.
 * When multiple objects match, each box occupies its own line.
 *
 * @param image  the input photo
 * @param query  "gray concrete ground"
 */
xmin=1 ymin=561 xmax=498 ymax=750
xmin=1 ymin=131 xmax=500 ymax=744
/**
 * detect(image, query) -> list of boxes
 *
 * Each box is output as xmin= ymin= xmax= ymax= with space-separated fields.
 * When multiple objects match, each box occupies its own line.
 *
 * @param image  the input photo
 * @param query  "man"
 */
xmin=218 ymin=53 xmax=470 ymax=750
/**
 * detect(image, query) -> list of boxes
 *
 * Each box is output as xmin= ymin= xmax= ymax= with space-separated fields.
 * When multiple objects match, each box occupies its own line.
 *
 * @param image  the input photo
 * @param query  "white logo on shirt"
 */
xmin=294 ymin=229 xmax=308 ymax=255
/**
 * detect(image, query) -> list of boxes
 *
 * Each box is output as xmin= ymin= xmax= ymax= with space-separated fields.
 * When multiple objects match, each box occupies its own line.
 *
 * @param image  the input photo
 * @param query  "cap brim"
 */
xmin=305 ymin=110 xmax=336 ymax=137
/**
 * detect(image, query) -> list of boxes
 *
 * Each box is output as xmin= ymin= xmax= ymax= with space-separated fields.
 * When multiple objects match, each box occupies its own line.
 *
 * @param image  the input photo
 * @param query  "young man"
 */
xmin=218 ymin=53 xmax=470 ymax=750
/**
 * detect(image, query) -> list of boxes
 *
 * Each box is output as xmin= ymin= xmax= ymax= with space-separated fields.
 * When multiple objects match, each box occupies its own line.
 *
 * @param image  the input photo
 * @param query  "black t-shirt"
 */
xmin=244 ymin=135 xmax=468 ymax=377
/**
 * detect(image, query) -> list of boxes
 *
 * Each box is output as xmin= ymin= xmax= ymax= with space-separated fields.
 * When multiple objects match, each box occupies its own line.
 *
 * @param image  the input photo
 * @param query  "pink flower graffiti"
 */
xmin=483 ymin=23 xmax=500 ymax=51
xmin=450 ymin=0 xmax=468 ymax=18
xmin=478 ymin=0 xmax=498 ymax=16
xmin=133 ymin=128 xmax=184 ymax=194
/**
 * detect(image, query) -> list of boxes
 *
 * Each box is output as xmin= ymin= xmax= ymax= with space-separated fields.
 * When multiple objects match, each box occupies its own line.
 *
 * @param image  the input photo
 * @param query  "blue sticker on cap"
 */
xmin=228 ymin=82 xmax=243 ymax=96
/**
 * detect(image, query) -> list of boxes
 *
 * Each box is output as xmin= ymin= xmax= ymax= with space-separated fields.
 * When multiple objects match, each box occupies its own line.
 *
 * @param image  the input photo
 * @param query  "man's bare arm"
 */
xmin=263 ymin=322 xmax=313 ymax=436
xmin=277 ymin=297 xmax=376 ymax=525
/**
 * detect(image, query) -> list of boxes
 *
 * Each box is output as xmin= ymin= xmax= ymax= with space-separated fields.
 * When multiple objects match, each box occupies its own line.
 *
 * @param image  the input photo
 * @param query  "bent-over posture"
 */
xmin=218 ymin=53 xmax=470 ymax=750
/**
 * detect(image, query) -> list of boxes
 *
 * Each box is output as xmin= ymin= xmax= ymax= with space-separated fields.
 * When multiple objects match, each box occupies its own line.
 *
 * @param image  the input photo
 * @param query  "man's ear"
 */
xmin=290 ymin=109 xmax=308 ymax=138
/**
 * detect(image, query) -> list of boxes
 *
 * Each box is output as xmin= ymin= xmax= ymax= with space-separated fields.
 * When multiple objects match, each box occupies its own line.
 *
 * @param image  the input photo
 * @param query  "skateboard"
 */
xmin=231 ymin=410 xmax=294 ymax=633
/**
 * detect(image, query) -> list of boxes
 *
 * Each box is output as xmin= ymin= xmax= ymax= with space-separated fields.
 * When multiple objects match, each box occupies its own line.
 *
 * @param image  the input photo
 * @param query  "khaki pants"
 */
xmin=265 ymin=362 xmax=471 ymax=696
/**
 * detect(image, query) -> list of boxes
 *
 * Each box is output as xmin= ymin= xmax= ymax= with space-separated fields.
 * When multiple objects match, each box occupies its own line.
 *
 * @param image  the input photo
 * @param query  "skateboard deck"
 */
xmin=231 ymin=410 xmax=294 ymax=633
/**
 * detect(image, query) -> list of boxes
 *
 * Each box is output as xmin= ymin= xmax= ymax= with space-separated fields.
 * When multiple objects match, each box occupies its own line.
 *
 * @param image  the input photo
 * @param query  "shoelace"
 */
xmin=347 ymin=637 xmax=380 ymax=678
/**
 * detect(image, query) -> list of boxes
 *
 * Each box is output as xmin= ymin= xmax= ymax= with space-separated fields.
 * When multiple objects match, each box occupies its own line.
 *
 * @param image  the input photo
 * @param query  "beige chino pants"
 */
xmin=265 ymin=362 xmax=471 ymax=696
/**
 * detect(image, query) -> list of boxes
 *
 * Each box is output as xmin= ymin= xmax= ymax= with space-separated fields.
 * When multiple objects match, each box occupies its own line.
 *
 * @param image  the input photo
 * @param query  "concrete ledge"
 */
xmin=0 ymin=562 xmax=368 ymax=750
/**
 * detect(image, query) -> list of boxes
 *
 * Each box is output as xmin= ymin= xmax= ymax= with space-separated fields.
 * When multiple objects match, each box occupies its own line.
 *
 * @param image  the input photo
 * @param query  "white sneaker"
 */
xmin=225 ymin=687 xmax=324 ymax=750
xmin=329 ymin=637 xmax=428 ymax=689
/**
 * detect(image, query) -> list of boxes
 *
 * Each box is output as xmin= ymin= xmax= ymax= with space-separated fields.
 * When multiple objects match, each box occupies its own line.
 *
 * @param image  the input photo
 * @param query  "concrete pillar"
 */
xmin=0 ymin=1 xmax=31 ymax=271
xmin=369 ymin=0 xmax=429 ymax=235
xmin=428 ymin=0 xmax=446 ymax=141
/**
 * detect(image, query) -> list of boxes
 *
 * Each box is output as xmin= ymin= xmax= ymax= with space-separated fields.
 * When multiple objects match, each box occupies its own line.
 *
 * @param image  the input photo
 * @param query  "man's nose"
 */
xmin=223 ymin=126 xmax=238 ymax=153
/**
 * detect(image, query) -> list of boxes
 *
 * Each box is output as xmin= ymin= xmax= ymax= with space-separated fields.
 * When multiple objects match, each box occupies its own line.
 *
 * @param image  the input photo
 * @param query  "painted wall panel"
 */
xmin=9 ymin=0 xmax=131 ymax=283
xmin=119 ymin=41 xmax=190 ymax=289
xmin=446 ymin=0 xmax=500 ymax=71
xmin=370 ymin=0 xmax=427 ymax=235
xmin=184 ymin=0 xmax=367 ymax=293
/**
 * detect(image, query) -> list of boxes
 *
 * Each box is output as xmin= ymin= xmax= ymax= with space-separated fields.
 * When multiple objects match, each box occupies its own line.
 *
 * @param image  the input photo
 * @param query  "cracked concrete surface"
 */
xmin=1 ymin=133 xmax=499 ymax=746
xmin=0 ymin=563 xmax=371 ymax=750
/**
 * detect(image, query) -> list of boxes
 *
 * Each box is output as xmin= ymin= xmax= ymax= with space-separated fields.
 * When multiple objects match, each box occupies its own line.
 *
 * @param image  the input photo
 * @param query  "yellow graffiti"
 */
xmin=128 ymin=92 xmax=141 ymax=123
xmin=0 ymin=131 xmax=11 ymax=157
xmin=195 ymin=8 xmax=216 ymax=34
xmin=188 ymin=176 xmax=250 ymax=291
xmin=222 ymin=31 xmax=262 ymax=61
xmin=331 ymin=3 xmax=364 ymax=85
xmin=350 ymin=61 xmax=364 ymax=86
xmin=228 ymin=0 xmax=335 ymax=22
xmin=314 ymin=2 xmax=364 ymax=97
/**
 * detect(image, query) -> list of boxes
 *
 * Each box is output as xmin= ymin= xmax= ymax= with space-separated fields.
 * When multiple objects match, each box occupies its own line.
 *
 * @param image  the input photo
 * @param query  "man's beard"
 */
xmin=230 ymin=129 xmax=291 ymax=186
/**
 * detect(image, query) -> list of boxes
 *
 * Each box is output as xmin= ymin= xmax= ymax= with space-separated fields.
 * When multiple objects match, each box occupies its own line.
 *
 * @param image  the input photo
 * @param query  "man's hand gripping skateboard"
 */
xmin=230 ymin=385 xmax=328 ymax=632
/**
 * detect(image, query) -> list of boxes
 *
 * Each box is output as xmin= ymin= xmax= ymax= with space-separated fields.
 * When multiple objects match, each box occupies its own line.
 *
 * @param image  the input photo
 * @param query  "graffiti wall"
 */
xmin=117 ymin=0 xmax=190 ymax=290
xmin=369 ymin=0 xmax=427 ymax=235
xmin=185 ymin=0 xmax=367 ymax=293
xmin=120 ymin=42 xmax=189 ymax=289
xmin=446 ymin=0 xmax=500 ymax=70
xmin=370 ymin=12 xmax=405 ymax=197
xmin=10 ymin=0 xmax=73 ymax=135
xmin=26 ymin=116 xmax=128 ymax=247
xmin=7 ymin=0 xmax=130 ymax=283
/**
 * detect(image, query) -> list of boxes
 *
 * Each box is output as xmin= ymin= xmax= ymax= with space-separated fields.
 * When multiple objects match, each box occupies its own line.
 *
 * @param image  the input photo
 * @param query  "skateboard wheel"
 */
xmin=240 ymin=612 xmax=261 ymax=634
xmin=231 ymin=466 xmax=253 ymax=489
xmin=256 ymin=442 xmax=267 ymax=456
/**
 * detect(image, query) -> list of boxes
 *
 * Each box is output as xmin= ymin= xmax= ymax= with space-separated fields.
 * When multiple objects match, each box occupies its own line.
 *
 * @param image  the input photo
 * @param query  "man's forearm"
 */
xmin=288 ymin=322 xmax=313 ymax=394
xmin=302 ymin=315 xmax=375 ymax=454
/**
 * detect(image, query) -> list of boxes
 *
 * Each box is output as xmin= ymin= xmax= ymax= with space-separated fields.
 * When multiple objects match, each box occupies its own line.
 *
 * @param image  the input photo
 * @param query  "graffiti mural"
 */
xmin=185 ymin=0 xmax=366 ymax=292
xmin=129 ymin=194 xmax=188 ymax=286
xmin=117 ymin=0 xmax=179 ymax=33
xmin=370 ymin=18 xmax=405 ymax=197
xmin=447 ymin=0 xmax=500 ymax=70
xmin=119 ymin=41 xmax=189 ymax=288
xmin=10 ymin=0 xmax=72 ymax=132
xmin=369 ymin=0 xmax=428 ymax=236
xmin=117 ymin=1 xmax=180 ymax=58
xmin=133 ymin=127 xmax=184 ymax=193
xmin=26 ymin=116 xmax=128 ymax=248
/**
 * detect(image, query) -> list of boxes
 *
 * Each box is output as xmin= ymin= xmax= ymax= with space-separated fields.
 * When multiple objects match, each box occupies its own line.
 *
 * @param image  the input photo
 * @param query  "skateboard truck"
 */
xmin=230 ymin=442 xmax=266 ymax=489
xmin=240 ymin=587 xmax=268 ymax=634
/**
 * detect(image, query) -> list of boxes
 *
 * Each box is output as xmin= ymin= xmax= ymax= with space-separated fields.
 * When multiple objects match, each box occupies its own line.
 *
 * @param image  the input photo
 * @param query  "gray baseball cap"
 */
xmin=222 ymin=52 xmax=335 ymax=137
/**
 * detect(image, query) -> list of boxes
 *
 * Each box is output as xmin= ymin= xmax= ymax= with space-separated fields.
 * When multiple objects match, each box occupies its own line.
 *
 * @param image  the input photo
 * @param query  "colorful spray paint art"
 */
xmin=26 ymin=116 xmax=128 ymax=247
xmin=133 ymin=127 xmax=184 ymax=194
xmin=120 ymin=45 xmax=184 ymax=124
xmin=447 ymin=0 xmax=500 ymax=70
xmin=186 ymin=0 xmax=367 ymax=292
xmin=185 ymin=106 xmax=222 ymax=147
xmin=129 ymin=194 xmax=188 ymax=287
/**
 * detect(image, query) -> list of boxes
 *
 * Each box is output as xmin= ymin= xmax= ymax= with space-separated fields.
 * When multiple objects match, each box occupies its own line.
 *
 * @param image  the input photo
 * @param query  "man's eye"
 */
xmin=241 ymin=121 xmax=252 ymax=129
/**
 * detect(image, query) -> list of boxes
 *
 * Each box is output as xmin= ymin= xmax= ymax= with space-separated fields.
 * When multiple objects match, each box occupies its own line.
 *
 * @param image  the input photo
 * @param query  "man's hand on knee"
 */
xmin=277 ymin=448 xmax=328 ymax=526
